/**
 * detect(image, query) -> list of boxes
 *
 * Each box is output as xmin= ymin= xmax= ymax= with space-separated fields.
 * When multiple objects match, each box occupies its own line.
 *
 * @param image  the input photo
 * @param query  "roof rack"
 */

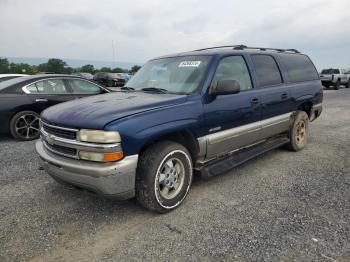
xmin=194 ymin=45 xmax=300 ymax=53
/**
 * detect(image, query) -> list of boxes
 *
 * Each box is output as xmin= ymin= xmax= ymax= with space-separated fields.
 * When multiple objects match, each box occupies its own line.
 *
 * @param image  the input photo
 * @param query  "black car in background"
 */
xmin=0 ymin=75 xmax=110 ymax=140
xmin=72 ymin=72 xmax=94 ymax=80
xmin=93 ymin=72 xmax=126 ymax=87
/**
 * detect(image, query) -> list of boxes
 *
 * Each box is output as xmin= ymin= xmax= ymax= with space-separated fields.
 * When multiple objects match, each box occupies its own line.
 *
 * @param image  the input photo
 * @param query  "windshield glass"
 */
xmin=125 ymin=56 xmax=212 ymax=94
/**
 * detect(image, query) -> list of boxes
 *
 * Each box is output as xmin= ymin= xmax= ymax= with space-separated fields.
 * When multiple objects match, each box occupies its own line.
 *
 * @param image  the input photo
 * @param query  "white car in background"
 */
xmin=0 ymin=74 xmax=28 ymax=82
xmin=320 ymin=68 xmax=350 ymax=89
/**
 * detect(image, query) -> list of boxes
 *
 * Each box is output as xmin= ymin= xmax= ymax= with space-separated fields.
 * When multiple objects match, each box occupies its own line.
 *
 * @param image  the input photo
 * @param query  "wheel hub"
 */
xmin=164 ymin=167 xmax=178 ymax=188
xmin=157 ymin=157 xmax=185 ymax=200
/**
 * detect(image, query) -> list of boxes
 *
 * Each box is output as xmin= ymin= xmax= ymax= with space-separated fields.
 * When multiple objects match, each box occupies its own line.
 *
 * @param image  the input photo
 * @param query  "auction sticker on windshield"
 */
xmin=178 ymin=61 xmax=201 ymax=67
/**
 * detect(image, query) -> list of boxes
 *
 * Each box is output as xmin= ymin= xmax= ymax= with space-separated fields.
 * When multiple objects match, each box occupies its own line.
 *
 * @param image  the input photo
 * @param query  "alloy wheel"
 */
xmin=15 ymin=114 xmax=40 ymax=140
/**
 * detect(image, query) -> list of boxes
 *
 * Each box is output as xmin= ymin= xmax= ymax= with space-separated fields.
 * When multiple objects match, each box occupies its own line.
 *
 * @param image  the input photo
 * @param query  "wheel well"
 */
xmin=139 ymin=130 xmax=199 ymax=162
xmin=298 ymin=102 xmax=312 ymax=118
xmin=11 ymin=107 xmax=41 ymax=120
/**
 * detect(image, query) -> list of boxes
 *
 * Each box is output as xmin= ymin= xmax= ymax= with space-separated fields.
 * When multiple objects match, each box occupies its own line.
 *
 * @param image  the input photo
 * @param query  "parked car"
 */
xmin=0 ymin=74 xmax=28 ymax=82
xmin=320 ymin=68 xmax=350 ymax=89
xmin=93 ymin=72 xmax=126 ymax=87
xmin=72 ymin=72 xmax=94 ymax=80
xmin=0 ymin=75 xmax=110 ymax=140
xmin=36 ymin=45 xmax=323 ymax=213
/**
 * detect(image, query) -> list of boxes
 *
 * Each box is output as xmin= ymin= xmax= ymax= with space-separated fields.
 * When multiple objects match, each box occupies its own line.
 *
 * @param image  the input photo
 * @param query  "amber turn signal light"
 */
xmin=103 ymin=152 xmax=124 ymax=162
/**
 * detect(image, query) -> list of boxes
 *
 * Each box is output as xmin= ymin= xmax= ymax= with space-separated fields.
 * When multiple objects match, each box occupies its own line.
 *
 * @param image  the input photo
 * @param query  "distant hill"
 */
xmin=5 ymin=57 xmax=142 ymax=70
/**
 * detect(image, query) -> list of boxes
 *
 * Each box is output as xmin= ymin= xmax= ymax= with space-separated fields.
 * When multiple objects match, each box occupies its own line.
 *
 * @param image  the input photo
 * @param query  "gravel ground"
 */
xmin=0 ymin=88 xmax=349 ymax=261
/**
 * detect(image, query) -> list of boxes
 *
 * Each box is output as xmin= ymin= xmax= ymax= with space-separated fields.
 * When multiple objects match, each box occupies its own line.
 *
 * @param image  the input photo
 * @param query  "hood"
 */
xmin=41 ymin=92 xmax=188 ymax=129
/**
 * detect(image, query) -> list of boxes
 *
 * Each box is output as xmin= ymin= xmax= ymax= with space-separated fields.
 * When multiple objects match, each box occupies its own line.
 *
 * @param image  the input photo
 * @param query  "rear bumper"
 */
xmin=35 ymin=140 xmax=138 ymax=199
xmin=321 ymin=80 xmax=335 ymax=85
xmin=310 ymin=103 xmax=322 ymax=122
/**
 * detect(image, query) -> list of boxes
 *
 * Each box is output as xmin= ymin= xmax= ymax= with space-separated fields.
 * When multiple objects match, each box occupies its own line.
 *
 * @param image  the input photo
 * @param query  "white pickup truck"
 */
xmin=320 ymin=68 xmax=350 ymax=89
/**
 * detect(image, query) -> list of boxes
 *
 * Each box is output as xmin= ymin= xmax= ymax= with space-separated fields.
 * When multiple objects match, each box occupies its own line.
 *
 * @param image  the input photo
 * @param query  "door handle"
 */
xmin=281 ymin=93 xmax=288 ymax=100
xmin=35 ymin=98 xmax=48 ymax=102
xmin=251 ymin=97 xmax=259 ymax=105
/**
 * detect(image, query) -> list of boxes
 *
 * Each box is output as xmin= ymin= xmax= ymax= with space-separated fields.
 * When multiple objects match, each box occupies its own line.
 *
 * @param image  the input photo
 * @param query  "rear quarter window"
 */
xmin=279 ymin=54 xmax=319 ymax=82
xmin=251 ymin=55 xmax=283 ymax=87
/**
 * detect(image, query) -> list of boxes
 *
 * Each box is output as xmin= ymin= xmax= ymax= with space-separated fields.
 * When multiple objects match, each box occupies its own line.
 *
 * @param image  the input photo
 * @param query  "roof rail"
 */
xmin=194 ymin=45 xmax=300 ymax=53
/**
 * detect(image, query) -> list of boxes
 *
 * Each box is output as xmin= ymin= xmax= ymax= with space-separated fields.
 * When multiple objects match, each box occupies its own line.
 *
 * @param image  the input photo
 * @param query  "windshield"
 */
xmin=125 ymin=56 xmax=211 ymax=94
xmin=321 ymin=69 xmax=340 ymax=74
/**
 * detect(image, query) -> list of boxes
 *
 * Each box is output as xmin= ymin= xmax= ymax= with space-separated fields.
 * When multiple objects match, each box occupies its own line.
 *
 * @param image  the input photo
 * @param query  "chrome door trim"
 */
xmin=22 ymin=77 xmax=109 ymax=94
xmin=197 ymin=111 xmax=293 ymax=160
xmin=208 ymin=121 xmax=262 ymax=145
xmin=261 ymin=112 xmax=293 ymax=128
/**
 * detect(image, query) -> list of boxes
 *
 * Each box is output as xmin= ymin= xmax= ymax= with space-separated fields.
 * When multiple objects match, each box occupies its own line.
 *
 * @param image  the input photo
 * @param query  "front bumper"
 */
xmin=36 ymin=140 xmax=138 ymax=199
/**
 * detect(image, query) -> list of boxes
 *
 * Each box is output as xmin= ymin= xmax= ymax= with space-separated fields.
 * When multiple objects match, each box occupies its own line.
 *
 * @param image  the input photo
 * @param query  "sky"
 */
xmin=0 ymin=0 xmax=349 ymax=70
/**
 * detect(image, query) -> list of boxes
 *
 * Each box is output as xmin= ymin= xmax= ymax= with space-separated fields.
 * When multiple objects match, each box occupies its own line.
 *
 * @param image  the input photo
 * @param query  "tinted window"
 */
xmin=26 ymin=79 xmax=68 ymax=94
xmin=251 ymin=55 xmax=282 ymax=87
xmin=321 ymin=69 xmax=339 ymax=74
xmin=212 ymin=56 xmax=252 ymax=91
xmin=280 ymin=54 xmax=319 ymax=82
xmin=68 ymin=79 xmax=101 ymax=94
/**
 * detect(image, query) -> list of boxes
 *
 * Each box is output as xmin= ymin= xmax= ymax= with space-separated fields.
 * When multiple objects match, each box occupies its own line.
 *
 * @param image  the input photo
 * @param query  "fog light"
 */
xmin=79 ymin=151 xmax=123 ymax=162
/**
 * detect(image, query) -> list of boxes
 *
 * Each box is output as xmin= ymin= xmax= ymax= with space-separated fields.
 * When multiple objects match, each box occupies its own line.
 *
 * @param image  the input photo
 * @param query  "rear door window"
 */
xmin=279 ymin=54 xmax=319 ymax=82
xmin=26 ymin=79 xmax=68 ymax=94
xmin=251 ymin=55 xmax=282 ymax=87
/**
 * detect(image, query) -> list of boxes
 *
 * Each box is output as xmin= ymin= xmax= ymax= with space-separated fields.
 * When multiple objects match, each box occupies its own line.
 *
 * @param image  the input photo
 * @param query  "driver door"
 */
xmin=203 ymin=55 xmax=262 ymax=159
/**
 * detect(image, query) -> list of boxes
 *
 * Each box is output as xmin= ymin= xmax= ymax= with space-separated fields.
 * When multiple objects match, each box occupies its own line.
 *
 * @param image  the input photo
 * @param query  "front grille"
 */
xmin=45 ymin=142 xmax=77 ymax=157
xmin=42 ymin=123 xmax=77 ymax=140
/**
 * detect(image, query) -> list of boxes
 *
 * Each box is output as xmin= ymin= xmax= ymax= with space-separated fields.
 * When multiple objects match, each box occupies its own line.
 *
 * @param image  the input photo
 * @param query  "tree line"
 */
xmin=0 ymin=58 xmax=141 ymax=75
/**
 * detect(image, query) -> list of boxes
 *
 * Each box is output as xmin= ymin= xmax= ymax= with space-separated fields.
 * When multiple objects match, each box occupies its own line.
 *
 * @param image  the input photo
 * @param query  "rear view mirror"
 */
xmin=210 ymin=80 xmax=241 ymax=96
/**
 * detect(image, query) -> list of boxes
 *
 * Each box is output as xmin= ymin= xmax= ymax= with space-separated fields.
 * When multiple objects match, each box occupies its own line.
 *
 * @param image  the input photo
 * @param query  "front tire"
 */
xmin=346 ymin=79 xmax=350 ymax=88
xmin=286 ymin=111 xmax=309 ymax=152
xmin=10 ymin=111 xmax=40 ymax=141
xmin=136 ymin=141 xmax=193 ymax=213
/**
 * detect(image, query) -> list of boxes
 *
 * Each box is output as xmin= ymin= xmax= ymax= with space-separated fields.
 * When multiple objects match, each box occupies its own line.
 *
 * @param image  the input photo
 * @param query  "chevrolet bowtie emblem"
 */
xmin=47 ymin=134 xmax=55 ymax=145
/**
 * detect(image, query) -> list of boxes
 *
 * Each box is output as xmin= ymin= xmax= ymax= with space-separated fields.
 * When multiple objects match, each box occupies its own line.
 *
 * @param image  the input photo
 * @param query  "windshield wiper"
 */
xmin=121 ymin=86 xmax=135 ymax=91
xmin=141 ymin=87 xmax=168 ymax=93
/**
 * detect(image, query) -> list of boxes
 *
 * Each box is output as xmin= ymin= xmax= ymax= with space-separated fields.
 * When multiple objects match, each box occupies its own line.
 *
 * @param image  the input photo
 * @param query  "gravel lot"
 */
xmin=0 ymin=88 xmax=349 ymax=261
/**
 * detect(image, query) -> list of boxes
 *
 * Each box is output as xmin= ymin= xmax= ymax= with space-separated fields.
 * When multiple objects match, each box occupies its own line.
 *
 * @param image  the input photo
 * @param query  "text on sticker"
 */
xmin=178 ymin=61 xmax=201 ymax=67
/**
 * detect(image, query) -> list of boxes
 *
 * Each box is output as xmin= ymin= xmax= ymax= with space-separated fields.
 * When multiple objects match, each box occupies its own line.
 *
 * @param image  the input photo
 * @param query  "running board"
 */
xmin=200 ymin=137 xmax=290 ymax=179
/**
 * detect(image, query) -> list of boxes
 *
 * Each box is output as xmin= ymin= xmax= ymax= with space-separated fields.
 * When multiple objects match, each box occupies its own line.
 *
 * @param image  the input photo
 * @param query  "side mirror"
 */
xmin=210 ymin=80 xmax=241 ymax=96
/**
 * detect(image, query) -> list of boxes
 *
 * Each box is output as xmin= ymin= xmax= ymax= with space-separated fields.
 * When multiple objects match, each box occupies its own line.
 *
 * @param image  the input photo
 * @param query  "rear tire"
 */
xmin=334 ymin=79 xmax=340 ymax=90
xmin=286 ymin=111 xmax=309 ymax=152
xmin=346 ymin=80 xmax=350 ymax=88
xmin=10 ymin=111 xmax=40 ymax=141
xmin=136 ymin=141 xmax=193 ymax=213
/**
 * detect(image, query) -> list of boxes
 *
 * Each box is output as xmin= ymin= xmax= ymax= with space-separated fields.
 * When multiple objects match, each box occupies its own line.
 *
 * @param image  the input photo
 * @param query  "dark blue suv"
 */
xmin=36 ymin=45 xmax=323 ymax=212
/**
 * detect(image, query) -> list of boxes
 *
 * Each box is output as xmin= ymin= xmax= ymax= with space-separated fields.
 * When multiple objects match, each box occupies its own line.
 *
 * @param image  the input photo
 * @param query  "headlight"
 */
xmin=78 ymin=129 xmax=121 ymax=143
xmin=79 ymin=151 xmax=124 ymax=162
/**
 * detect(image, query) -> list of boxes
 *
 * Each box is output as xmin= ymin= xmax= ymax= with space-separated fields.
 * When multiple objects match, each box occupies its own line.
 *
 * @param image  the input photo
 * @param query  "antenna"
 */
xmin=112 ymin=40 xmax=116 ymax=69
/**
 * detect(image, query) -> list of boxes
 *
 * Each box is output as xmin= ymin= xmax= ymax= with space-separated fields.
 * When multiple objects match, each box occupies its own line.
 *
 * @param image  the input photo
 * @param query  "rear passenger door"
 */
xmin=250 ymin=54 xmax=294 ymax=139
xmin=204 ymin=55 xmax=262 ymax=159
xmin=25 ymin=78 xmax=75 ymax=112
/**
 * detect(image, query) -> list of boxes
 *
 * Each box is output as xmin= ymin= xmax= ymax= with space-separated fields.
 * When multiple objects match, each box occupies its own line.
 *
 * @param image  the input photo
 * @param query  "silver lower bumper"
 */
xmin=35 ymin=140 xmax=138 ymax=199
